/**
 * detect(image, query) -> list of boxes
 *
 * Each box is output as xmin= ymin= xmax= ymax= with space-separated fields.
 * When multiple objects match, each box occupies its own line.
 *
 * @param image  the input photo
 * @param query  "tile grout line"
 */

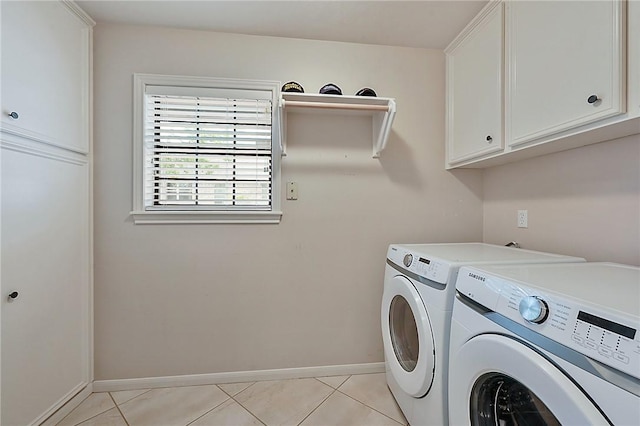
xmin=108 ymin=392 xmax=131 ymax=426
xmin=295 ymin=380 xmax=338 ymax=426
xmin=219 ymin=381 xmax=257 ymax=399
xmin=334 ymin=388 xmax=405 ymax=426
xmin=183 ymin=387 xmax=233 ymax=426
xmin=227 ymin=382 xmax=267 ymax=426
xmin=332 ymin=375 xmax=405 ymax=424
xmin=60 ymin=394 xmax=115 ymax=426
xmin=317 ymin=375 xmax=350 ymax=389
xmin=112 ymin=389 xmax=153 ymax=407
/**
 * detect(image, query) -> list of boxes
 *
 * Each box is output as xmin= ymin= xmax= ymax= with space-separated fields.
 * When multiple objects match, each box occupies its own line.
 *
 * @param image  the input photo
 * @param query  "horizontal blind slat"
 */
xmin=144 ymin=91 xmax=273 ymax=210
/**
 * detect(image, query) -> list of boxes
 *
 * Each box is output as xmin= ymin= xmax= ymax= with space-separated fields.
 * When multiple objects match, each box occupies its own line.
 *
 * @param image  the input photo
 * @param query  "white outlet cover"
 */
xmin=517 ymin=210 xmax=528 ymax=228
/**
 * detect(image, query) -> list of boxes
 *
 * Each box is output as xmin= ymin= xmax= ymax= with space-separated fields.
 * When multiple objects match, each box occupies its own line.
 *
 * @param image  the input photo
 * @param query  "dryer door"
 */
xmin=449 ymin=334 xmax=609 ymax=425
xmin=381 ymin=275 xmax=435 ymax=397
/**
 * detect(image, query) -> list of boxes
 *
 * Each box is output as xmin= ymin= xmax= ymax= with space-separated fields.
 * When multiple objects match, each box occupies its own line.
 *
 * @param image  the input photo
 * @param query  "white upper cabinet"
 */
xmin=506 ymin=0 xmax=625 ymax=147
xmin=1 ymin=0 xmax=92 ymax=153
xmin=446 ymin=1 xmax=504 ymax=166
xmin=446 ymin=0 xmax=639 ymax=169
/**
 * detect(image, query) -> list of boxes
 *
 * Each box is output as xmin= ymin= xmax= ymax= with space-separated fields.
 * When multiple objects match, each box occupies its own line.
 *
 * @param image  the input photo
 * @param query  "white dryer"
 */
xmin=381 ymin=243 xmax=584 ymax=425
xmin=449 ymin=262 xmax=640 ymax=425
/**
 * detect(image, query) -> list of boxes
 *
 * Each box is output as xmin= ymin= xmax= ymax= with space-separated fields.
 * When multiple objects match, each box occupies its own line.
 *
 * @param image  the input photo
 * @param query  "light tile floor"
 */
xmin=56 ymin=373 xmax=407 ymax=426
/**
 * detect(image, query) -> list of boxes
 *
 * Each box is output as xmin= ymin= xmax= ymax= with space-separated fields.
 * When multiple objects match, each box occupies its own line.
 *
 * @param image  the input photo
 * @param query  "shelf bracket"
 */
xmin=279 ymin=93 xmax=396 ymax=158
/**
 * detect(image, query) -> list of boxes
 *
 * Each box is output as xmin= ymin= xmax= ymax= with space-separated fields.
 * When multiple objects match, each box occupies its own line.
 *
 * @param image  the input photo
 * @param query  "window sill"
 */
xmin=130 ymin=210 xmax=283 ymax=225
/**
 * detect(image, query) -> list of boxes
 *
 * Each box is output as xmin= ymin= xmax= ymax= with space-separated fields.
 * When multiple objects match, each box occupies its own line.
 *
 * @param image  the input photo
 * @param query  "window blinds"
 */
xmin=143 ymin=90 xmax=273 ymax=210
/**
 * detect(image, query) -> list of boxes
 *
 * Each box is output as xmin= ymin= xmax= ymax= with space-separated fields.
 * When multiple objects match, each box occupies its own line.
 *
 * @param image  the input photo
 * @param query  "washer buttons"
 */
xmin=613 ymin=353 xmax=630 ymax=364
xmin=598 ymin=347 xmax=613 ymax=357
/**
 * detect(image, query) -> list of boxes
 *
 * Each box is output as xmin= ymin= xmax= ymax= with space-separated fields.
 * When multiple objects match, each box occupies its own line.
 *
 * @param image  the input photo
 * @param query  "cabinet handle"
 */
xmin=8 ymin=291 xmax=19 ymax=299
xmin=8 ymin=111 xmax=19 ymax=119
xmin=587 ymin=95 xmax=600 ymax=104
xmin=486 ymin=135 xmax=493 ymax=143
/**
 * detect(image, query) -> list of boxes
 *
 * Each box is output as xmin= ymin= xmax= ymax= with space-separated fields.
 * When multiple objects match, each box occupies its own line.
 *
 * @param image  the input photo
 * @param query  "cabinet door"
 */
xmin=507 ymin=0 xmax=625 ymax=147
xmin=1 ymin=149 xmax=90 ymax=426
xmin=446 ymin=2 xmax=504 ymax=166
xmin=1 ymin=1 xmax=90 ymax=153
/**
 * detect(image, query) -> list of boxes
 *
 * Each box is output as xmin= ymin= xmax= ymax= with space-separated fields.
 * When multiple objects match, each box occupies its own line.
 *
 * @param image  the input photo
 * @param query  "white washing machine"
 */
xmin=449 ymin=262 xmax=640 ymax=425
xmin=381 ymin=243 xmax=585 ymax=425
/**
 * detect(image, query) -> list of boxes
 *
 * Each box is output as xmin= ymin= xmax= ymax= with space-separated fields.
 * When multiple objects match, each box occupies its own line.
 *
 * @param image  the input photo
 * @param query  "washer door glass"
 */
xmin=448 ymin=333 xmax=608 ymax=425
xmin=470 ymin=373 xmax=560 ymax=426
xmin=389 ymin=295 xmax=419 ymax=372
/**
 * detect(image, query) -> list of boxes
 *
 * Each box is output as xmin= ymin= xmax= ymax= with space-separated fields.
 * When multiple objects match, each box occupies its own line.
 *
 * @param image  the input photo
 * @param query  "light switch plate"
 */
xmin=287 ymin=182 xmax=298 ymax=200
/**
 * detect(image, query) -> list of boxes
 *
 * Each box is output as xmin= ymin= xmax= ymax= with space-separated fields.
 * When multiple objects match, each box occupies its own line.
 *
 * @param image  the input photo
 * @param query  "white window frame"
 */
xmin=131 ymin=73 xmax=282 ymax=224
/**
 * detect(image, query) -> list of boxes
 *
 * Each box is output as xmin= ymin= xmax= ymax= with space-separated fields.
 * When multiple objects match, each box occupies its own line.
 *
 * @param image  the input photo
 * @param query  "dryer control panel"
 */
xmin=387 ymin=245 xmax=450 ymax=284
xmin=456 ymin=266 xmax=640 ymax=380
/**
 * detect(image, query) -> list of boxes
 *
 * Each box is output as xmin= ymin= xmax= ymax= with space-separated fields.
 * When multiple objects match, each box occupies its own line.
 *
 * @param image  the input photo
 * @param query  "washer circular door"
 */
xmin=449 ymin=334 xmax=608 ymax=425
xmin=381 ymin=275 xmax=435 ymax=397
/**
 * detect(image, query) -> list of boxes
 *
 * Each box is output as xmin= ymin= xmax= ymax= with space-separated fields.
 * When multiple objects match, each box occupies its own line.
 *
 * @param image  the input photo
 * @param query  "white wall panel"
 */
xmin=1 ymin=147 xmax=90 ymax=426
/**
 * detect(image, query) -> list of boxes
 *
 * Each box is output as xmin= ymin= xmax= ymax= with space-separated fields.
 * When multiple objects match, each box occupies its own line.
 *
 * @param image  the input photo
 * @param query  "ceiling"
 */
xmin=76 ymin=0 xmax=488 ymax=49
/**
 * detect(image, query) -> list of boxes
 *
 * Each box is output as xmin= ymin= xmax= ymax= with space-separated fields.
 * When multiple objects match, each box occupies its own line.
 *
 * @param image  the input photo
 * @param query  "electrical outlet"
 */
xmin=517 ymin=210 xmax=528 ymax=228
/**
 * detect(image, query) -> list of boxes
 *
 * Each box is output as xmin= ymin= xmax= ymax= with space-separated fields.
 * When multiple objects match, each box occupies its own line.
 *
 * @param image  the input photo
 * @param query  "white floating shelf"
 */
xmin=278 ymin=92 xmax=396 ymax=158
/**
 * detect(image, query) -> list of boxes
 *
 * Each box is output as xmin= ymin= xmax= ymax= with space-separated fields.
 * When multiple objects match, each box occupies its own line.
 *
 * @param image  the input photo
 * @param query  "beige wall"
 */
xmin=93 ymin=24 xmax=483 ymax=380
xmin=483 ymin=134 xmax=640 ymax=266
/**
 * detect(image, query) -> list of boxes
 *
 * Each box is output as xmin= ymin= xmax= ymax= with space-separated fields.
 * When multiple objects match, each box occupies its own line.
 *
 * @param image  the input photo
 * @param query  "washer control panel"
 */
xmin=519 ymin=296 xmax=549 ymax=324
xmin=456 ymin=266 xmax=640 ymax=379
xmin=388 ymin=246 xmax=450 ymax=284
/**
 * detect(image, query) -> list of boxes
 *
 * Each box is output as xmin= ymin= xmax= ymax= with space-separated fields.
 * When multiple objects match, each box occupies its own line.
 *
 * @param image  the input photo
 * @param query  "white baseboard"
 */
xmin=41 ymin=382 xmax=93 ymax=426
xmin=93 ymin=362 xmax=385 ymax=393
